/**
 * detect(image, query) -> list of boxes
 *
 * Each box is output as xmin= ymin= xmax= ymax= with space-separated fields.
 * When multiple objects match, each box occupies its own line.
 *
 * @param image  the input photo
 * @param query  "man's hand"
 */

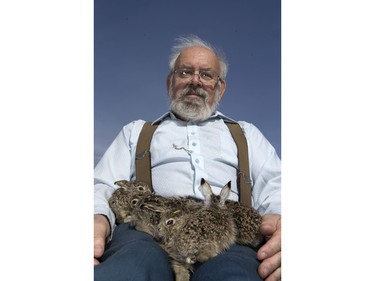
xmin=94 ymin=214 xmax=110 ymax=265
xmin=257 ymin=214 xmax=281 ymax=281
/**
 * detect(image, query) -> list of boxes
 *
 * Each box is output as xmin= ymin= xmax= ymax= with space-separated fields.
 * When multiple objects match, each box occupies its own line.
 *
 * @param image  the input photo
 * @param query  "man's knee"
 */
xmin=191 ymin=244 xmax=262 ymax=281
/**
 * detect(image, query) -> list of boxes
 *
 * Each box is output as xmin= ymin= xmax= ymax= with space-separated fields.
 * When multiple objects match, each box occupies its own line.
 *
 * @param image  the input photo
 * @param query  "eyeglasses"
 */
xmin=173 ymin=68 xmax=222 ymax=84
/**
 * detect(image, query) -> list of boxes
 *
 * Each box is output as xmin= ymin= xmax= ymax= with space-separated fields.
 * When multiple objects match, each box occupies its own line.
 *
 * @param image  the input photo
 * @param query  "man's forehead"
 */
xmin=176 ymin=46 xmax=220 ymax=69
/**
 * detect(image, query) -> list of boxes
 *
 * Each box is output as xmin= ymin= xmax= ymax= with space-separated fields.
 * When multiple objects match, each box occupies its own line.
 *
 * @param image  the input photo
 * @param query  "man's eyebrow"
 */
xmin=177 ymin=65 xmax=213 ymax=71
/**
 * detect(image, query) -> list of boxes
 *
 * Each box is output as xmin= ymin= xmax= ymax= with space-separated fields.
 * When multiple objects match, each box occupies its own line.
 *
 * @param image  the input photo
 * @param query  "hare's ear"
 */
xmin=199 ymin=178 xmax=213 ymax=207
xmin=114 ymin=180 xmax=131 ymax=188
xmin=141 ymin=203 xmax=164 ymax=213
xmin=219 ymin=181 xmax=231 ymax=207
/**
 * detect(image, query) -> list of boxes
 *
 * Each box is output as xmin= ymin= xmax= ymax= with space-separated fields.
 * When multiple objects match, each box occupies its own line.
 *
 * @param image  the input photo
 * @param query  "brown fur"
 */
xmin=108 ymin=179 xmax=263 ymax=281
xmin=155 ymin=179 xmax=237 ymax=281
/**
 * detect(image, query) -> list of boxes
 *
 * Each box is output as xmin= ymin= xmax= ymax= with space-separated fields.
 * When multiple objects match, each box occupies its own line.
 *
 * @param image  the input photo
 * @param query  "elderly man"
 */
xmin=94 ymin=35 xmax=281 ymax=281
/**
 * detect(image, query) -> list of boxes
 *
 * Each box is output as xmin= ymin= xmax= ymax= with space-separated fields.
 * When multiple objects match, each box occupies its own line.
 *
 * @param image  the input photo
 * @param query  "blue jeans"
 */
xmin=94 ymin=223 xmax=262 ymax=281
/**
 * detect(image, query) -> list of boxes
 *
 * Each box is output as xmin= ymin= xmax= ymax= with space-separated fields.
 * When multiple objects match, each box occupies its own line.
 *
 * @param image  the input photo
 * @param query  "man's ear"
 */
xmin=217 ymin=79 xmax=226 ymax=101
xmin=166 ymin=74 xmax=172 ymax=93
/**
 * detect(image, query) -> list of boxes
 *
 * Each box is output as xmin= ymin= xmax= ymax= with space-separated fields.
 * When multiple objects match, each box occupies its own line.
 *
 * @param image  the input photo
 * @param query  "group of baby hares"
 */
xmin=108 ymin=178 xmax=263 ymax=281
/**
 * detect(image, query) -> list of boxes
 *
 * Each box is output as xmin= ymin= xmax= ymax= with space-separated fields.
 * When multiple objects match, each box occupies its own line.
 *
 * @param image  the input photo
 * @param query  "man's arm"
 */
xmin=93 ymin=121 xmax=145 ymax=265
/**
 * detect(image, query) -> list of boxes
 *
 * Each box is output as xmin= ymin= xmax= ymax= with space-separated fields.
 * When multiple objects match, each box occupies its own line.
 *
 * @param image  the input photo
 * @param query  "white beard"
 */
xmin=169 ymin=86 xmax=220 ymax=121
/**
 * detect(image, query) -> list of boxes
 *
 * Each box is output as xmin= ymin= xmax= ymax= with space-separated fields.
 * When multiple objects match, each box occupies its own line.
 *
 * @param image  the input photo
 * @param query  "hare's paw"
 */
xmin=185 ymin=256 xmax=196 ymax=264
xmin=171 ymin=260 xmax=191 ymax=281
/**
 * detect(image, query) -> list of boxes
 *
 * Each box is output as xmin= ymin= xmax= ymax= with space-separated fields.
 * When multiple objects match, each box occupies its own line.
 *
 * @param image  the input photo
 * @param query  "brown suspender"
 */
xmin=135 ymin=121 xmax=252 ymax=207
xmin=135 ymin=122 xmax=159 ymax=189
xmin=225 ymin=123 xmax=252 ymax=208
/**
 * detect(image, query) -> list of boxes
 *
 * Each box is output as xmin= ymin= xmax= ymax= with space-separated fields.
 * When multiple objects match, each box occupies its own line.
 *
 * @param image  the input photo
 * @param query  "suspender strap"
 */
xmin=225 ymin=123 xmax=252 ymax=208
xmin=135 ymin=121 xmax=252 ymax=207
xmin=135 ymin=122 xmax=158 ymax=191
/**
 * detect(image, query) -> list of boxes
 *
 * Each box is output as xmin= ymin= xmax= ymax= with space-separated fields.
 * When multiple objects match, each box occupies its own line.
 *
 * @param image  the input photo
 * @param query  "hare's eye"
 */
xmin=131 ymin=199 xmax=139 ymax=206
xmin=137 ymin=186 xmax=145 ymax=191
xmin=165 ymin=218 xmax=175 ymax=225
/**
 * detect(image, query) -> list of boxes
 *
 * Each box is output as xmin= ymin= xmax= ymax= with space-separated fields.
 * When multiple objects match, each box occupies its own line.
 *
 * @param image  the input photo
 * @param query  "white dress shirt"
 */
xmin=94 ymin=111 xmax=281 ymax=233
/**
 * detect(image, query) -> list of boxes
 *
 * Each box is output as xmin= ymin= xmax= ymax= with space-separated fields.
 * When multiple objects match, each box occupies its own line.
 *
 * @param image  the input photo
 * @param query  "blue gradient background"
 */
xmin=94 ymin=0 xmax=281 ymax=165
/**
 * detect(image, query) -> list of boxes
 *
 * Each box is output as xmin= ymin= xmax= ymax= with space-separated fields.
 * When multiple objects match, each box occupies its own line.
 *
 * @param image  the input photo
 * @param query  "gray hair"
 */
xmin=168 ymin=35 xmax=228 ymax=79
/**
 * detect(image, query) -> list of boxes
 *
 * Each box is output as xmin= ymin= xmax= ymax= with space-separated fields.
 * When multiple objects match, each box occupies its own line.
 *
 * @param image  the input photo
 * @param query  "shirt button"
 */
xmin=195 ymin=159 xmax=200 ymax=164
xmin=192 ymin=142 xmax=197 ymax=146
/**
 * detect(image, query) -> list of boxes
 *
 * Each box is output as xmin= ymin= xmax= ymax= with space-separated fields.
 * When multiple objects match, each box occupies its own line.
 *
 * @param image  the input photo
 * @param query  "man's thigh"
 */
xmin=94 ymin=223 xmax=173 ymax=281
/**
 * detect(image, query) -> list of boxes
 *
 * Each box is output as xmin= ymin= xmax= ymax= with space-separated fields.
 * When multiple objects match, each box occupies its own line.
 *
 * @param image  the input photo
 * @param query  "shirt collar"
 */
xmin=152 ymin=111 xmax=238 ymax=125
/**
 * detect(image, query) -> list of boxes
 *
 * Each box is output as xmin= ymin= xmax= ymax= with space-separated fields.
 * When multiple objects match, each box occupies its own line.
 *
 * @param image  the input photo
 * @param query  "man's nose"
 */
xmin=190 ymin=73 xmax=202 ymax=85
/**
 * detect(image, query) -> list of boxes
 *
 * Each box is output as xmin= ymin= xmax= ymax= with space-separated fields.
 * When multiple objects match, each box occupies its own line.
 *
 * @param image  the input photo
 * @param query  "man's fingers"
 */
xmin=258 ymin=214 xmax=281 ymax=259
xmin=257 ymin=229 xmax=281 ymax=260
xmin=260 ymin=214 xmax=281 ymax=237
xmin=257 ymin=214 xmax=282 ymax=280
xmin=94 ymin=238 xmax=105 ymax=258
xmin=258 ymin=251 xmax=281 ymax=280
xmin=94 ymin=215 xmax=110 ymax=263
xmin=264 ymin=267 xmax=281 ymax=281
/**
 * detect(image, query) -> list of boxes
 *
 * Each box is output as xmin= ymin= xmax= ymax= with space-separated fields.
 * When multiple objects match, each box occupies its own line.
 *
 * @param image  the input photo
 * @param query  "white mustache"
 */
xmin=180 ymin=87 xmax=209 ymax=99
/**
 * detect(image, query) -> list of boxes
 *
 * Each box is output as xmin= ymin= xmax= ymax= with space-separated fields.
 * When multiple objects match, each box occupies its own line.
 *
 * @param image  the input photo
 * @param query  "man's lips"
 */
xmin=185 ymin=90 xmax=203 ymax=98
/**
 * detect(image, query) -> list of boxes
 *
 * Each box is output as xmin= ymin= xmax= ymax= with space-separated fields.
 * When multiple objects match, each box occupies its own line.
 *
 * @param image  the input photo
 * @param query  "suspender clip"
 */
xmin=136 ymin=150 xmax=149 ymax=159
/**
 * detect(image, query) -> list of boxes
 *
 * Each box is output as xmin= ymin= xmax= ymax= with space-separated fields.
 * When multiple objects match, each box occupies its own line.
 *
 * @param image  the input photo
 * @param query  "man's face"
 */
xmin=167 ymin=46 xmax=226 ymax=121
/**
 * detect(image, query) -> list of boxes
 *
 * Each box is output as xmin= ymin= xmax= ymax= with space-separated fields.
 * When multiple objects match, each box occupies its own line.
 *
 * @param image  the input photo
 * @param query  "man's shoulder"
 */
xmin=123 ymin=119 xmax=147 ymax=129
xmin=120 ymin=120 xmax=148 ymax=139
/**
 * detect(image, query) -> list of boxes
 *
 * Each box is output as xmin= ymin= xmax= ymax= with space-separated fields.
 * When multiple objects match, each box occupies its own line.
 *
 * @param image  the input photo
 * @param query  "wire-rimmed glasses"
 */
xmin=173 ymin=68 xmax=222 ymax=85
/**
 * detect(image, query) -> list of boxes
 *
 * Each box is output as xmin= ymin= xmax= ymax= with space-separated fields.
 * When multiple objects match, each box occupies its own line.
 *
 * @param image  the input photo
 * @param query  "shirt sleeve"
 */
xmin=94 ymin=120 xmax=145 ymax=233
xmin=240 ymin=122 xmax=281 ymax=216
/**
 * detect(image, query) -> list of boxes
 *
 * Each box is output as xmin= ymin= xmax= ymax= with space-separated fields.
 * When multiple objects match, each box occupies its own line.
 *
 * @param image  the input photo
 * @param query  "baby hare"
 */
xmin=108 ymin=180 xmax=152 ymax=224
xmin=156 ymin=179 xmax=237 ymax=281
xmin=228 ymin=206 xmax=263 ymax=246
xmin=109 ymin=180 xmax=201 ymax=237
xmin=108 ymin=179 xmax=263 ymax=281
xmin=217 ymin=181 xmax=264 ymax=247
